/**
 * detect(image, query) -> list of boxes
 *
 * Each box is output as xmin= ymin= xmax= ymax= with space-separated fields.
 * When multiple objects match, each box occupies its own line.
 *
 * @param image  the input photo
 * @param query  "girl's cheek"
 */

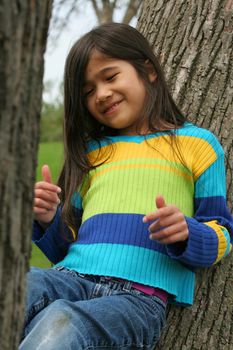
xmin=87 ymin=101 xmax=97 ymax=116
xmin=89 ymin=101 xmax=95 ymax=113
xmin=86 ymin=99 xmax=92 ymax=112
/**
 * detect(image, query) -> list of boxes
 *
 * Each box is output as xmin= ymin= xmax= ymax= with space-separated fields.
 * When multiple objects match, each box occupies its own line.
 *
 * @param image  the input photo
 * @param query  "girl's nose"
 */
xmin=96 ymin=87 xmax=113 ymax=103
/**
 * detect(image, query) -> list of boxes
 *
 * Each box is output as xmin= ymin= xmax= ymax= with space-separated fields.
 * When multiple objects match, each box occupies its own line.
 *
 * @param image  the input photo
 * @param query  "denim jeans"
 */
xmin=19 ymin=267 xmax=166 ymax=350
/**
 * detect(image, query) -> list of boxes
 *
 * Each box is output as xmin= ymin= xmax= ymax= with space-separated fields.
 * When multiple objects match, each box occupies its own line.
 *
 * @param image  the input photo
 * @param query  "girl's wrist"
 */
xmin=37 ymin=220 xmax=52 ymax=231
xmin=36 ymin=207 xmax=59 ymax=230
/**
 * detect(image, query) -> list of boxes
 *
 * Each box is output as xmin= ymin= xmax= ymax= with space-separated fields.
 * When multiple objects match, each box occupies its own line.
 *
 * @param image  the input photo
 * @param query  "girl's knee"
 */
xmin=46 ymin=299 xmax=73 ymax=318
xmin=20 ymin=303 xmax=75 ymax=350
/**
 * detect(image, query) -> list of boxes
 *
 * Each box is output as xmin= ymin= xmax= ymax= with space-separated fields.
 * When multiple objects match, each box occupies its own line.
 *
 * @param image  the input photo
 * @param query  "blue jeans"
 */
xmin=19 ymin=267 xmax=166 ymax=350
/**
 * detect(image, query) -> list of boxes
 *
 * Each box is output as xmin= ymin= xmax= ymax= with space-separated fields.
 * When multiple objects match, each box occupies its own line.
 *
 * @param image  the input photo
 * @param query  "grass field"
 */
xmin=30 ymin=142 xmax=63 ymax=268
xmin=36 ymin=142 xmax=63 ymax=182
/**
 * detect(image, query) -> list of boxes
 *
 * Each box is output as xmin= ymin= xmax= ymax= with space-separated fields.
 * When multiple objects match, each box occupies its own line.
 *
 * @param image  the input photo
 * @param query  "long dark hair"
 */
xmin=58 ymin=22 xmax=186 ymax=234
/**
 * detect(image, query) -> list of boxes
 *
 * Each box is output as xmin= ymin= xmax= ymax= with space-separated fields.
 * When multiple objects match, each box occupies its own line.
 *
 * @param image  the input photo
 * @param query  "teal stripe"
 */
xmin=222 ymin=227 xmax=231 ymax=257
xmin=55 ymin=244 xmax=195 ymax=305
xmin=195 ymin=155 xmax=226 ymax=198
xmin=174 ymin=124 xmax=224 ymax=156
xmin=87 ymin=123 xmax=223 ymax=157
xmin=71 ymin=192 xmax=82 ymax=209
xmin=87 ymin=123 xmax=189 ymax=150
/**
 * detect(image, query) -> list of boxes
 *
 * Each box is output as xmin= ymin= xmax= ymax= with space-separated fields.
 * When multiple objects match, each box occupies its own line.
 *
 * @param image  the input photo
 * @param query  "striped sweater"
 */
xmin=33 ymin=122 xmax=233 ymax=305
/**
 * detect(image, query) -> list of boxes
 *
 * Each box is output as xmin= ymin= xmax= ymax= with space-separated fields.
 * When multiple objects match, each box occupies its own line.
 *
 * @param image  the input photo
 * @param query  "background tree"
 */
xmin=90 ymin=0 xmax=142 ymax=23
xmin=41 ymin=82 xmax=64 ymax=143
xmin=138 ymin=0 xmax=233 ymax=348
xmin=52 ymin=0 xmax=142 ymax=36
xmin=0 ymin=1 xmax=53 ymax=349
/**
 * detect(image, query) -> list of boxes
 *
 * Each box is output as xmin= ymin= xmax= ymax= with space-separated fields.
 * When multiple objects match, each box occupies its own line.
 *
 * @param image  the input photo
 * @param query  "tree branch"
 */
xmin=90 ymin=0 xmax=102 ymax=23
xmin=122 ymin=0 xmax=142 ymax=24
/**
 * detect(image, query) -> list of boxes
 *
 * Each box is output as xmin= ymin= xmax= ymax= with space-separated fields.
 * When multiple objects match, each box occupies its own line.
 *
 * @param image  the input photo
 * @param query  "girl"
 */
xmin=20 ymin=23 xmax=233 ymax=349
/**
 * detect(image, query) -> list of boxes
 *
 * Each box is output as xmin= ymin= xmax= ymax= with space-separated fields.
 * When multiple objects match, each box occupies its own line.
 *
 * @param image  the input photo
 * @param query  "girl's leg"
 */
xmin=20 ymin=286 xmax=166 ymax=350
xmin=23 ymin=267 xmax=93 ymax=337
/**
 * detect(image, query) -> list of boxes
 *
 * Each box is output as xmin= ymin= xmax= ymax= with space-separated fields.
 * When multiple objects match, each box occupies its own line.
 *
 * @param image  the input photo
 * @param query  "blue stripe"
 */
xmin=194 ymin=197 xmax=232 ymax=226
xmin=76 ymin=213 xmax=167 ymax=254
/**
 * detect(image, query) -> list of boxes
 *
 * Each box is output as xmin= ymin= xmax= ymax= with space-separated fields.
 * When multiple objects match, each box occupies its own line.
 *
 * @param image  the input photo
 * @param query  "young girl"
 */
xmin=20 ymin=23 xmax=233 ymax=349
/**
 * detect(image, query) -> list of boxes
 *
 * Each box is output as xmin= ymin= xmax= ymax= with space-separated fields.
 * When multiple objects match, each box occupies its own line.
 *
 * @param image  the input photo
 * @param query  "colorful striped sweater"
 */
xmin=33 ymin=122 xmax=233 ymax=305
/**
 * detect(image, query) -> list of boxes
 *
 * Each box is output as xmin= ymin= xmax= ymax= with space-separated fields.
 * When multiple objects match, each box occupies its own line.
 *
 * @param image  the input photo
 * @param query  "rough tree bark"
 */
xmin=138 ymin=0 xmax=233 ymax=349
xmin=0 ymin=1 xmax=53 ymax=349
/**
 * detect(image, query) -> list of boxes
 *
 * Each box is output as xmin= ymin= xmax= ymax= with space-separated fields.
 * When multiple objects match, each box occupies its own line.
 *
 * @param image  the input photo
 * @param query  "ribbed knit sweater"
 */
xmin=33 ymin=123 xmax=233 ymax=305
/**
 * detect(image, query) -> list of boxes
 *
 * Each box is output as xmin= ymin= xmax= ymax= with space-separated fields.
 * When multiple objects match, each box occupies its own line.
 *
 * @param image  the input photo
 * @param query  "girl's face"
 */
xmin=83 ymin=51 xmax=155 ymax=135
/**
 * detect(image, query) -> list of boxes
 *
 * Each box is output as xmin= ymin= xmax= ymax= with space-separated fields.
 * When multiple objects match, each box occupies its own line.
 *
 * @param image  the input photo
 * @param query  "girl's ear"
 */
xmin=145 ymin=59 xmax=157 ymax=82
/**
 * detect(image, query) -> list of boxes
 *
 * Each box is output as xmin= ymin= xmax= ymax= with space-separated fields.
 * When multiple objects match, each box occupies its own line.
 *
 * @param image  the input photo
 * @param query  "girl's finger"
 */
xmin=35 ymin=181 xmax=61 ymax=193
xmin=34 ymin=198 xmax=57 ymax=211
xmin=42 ymin=164 xmax=52 ymax=183
xmin=156 ymin=231 xmax=188 ymax=245
xmin=34 ymin=188 xmax=60 ymax=204
xmin=143 ymin=205 xmax=177 ymax=223
xmin=149 ymin=222 xmax=188 ymax=241
xmin=148 ymin=212 xmax=184 ymax=232
xmin=33 ymin=207 xmax=50 ymax=215
xmin=155 ymin=195 xmax=166 ymax=209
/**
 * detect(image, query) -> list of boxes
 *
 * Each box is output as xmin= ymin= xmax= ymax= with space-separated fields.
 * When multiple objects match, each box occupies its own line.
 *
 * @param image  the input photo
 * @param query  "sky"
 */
xmin=43 ymin=1 xmax=137 ymax=103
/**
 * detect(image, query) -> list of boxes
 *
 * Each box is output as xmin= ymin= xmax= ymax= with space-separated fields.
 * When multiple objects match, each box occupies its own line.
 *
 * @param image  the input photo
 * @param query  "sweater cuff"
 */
xmin=32 ymin=208 xmax=61 ymax=243
xmin=32 ymin=221 xmax=45 ymax=241
xmin=166 ymin=217 xmax=218 ymax=267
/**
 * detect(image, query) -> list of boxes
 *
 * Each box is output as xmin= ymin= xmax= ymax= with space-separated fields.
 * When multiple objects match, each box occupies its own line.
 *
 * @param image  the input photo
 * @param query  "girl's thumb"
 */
xmin=42 ymin=164 xmax=52 ymax=183
xmin=155 ymin=195 xmax=166 ymax=209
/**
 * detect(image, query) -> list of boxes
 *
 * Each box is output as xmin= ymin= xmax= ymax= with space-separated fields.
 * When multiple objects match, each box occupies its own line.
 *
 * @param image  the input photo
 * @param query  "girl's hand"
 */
xmin=143 ymin=195 xmax=189 ymax=244
xmin=33 ymin=165 xmax=61 ymax=224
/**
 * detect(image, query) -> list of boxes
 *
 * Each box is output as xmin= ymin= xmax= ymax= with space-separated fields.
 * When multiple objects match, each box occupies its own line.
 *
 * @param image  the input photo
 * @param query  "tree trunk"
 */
xmin=138 ymin=0 xmax=233 ymax=349
xmin=0 ymin=1 xmax=52 ymax=349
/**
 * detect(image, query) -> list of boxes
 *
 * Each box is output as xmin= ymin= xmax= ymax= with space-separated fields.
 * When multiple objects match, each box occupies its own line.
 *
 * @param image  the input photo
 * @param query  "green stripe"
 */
xmin=82 ymin=166 xmax=194 ymax=222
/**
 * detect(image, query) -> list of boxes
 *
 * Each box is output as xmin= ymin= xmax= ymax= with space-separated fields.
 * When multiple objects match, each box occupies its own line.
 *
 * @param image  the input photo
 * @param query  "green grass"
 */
xmin=30 ymin=142 xmax=63 ymax=268
xmin=31 ymin=244 xmax=53 ymax=268
xmin=36 ymin=142 xmax=64 ymax=182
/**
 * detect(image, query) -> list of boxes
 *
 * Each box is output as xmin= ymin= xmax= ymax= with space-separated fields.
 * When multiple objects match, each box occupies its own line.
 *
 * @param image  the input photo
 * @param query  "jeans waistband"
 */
xmin=98 ymin=276 xmax=168 ymax=303
xmin=55 ymin=268 xmax=168 ymax=303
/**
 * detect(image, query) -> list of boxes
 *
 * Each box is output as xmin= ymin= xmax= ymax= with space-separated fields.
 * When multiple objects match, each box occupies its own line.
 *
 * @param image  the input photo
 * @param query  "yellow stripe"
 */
xmin=204 ymin=220 xmax=228 ymax=264
xmin=88 ymin=136 xmax=217 ymax=180
xmin=90 ymin=163 xmax=192 ymax=183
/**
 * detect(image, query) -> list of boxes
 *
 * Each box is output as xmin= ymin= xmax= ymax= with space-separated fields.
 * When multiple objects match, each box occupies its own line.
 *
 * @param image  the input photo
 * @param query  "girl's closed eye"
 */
xmin=84 ymin=87 xmax=94 ymax=97
xmin=106 ymin=73 xmax=118 ymax=81
xmin=106 ymin=74 xmax=117 ymax=81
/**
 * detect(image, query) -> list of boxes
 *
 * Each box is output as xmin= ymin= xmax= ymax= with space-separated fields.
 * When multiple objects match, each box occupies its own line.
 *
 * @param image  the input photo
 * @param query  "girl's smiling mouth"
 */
xmin=103 ymin=100 xmax=123 ymax=115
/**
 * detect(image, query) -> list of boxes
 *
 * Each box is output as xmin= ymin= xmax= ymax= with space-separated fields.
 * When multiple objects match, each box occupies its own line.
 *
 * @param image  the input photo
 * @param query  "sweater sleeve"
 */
xmin=166 ymin=134 xmax=233 ymax=268
xmin=32 ymin=192 xmax=83 ymax=264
